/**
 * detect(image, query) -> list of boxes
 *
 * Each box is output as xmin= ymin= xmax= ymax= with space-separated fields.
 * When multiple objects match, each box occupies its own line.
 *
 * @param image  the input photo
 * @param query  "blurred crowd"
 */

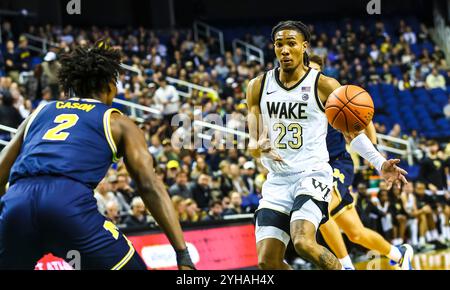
xmin=0 ymin=18 xmax=449 ymax=254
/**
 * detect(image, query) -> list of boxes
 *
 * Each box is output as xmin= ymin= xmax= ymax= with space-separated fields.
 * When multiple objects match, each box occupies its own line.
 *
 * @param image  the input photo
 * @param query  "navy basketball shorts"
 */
xmin=328 ymin=156 xmax=355 ymax=218
xmin=0 ymin=176 xmax=147 ymax=270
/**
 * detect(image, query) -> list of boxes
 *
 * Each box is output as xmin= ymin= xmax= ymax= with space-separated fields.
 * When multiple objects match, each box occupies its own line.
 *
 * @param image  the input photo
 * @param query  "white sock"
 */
xmin=410 ymin=221 xmax=418 ymax=246
xmin=388 ymin=245 xmax=402 ymax=263
xmin=446 ymin=226 xmax=450 ymax=240
xmin=419 ymin=236 xmax=426 ymax=246
xmin=426 ymin=231 xmax=432 ymax=241
xmin=339 ymin=255 xmax=354 ymax=270
xmin=398 ymin=238 xmax=404 ymax=245
xmin=432 ymin=229 xmax=439 ymax=241
xmin=439 ymin=214 xmax=446 ymax=239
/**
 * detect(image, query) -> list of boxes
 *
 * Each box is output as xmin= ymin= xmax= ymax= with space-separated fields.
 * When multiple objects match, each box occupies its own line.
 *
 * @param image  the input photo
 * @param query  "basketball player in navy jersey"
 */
xmin=0 ymin=41 xmax=194 ymax=270
xmin=309 ymin=54 xmax=414 ymax=270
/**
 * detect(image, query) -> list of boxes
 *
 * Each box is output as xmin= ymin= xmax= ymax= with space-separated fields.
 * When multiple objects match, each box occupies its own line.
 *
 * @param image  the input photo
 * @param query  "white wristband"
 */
xmin=349 ymin=134 xmax=386 ymax=172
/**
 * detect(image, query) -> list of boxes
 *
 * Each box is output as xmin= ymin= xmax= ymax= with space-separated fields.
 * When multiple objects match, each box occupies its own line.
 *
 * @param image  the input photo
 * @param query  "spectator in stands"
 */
xmin=389 ymin=123 xmax=402 ymax=139
xmin=38 ymin=87 xmax=53 ymax=107
xmin=165 ymin=160 xmax=180 ymax=187
xmin=223 ymin=191 xmax=245 ymax=216
xmin=154 ymin=77 xmax=180 ymax=122
xmin=242 ymin=161 xmax=256 ymax=194
xmin=419 ymin=140 xmax=449 ymax=243
xmin=425 ymin=68 xmax=446 ymax=90
xmin=190 ymin=173 xmax=212 ymax=210
xmin=402 ymin=26 xmax=417 ymax=45
xmin=444 ymin=99 xmax=450 ymax=119
xmin=414 ymin=181 xmax=444 ymax=249
xmin=221 ymin=195 xmax=231 ymax=210
xmin=0 ymin=90 xmax=23 ymax=135
xmin=217 ymin=160 xmax=234 ymax=197
xmin=169 ymin=171 xmax=192 ymax=199
xmin=233 ymin=47 xmax=244 ymax=65
xmin=94 ymin=178 xmax=117 ymax=216
xmin=401 ymin=182 xmax=420 ymax=249
xmin=313 ymin=40 xmax=328 ymax=58
xmin=41 ymin=51 xmax=61 ymax=100
xmin=4 ymin=40 xmax=19 ymax=82
xmin=17 ymin=35 xmax=31 ymax=72
xmin=184 ymin=198 xmax=206 ymax=222
xmin=214 ymin=57 xmax=229 ymax=80
xmin=355 ymin=183 xmax=384 ymax=231
xmin=172 ymin=195 xmax=188 ymax=222
xmin=229 ymin=163 xmax=249 ymax=196
xmin=419 ymin=140 xmax=447 ymax=197
xmin=157 ymin=138 xmax=179 ymax=163
xmin=389 ymin=186 xmax=408 ymax=245
xmin=397 ymin=73 xmax=415 ymax=91
xmin=123 ymin=197 xmax=151 ymax=228
xmin=105 ymin=199 xmax=121 ymax=225
xmin=190 ymin=156 xmax=210 ymax=180
xmin=378 ymin=189 xmax=394 ymax=242
xmin=148 ymin=134 xmax=163 ymax=157
xmin=114 ymin=173 xmax=136 ymax=214
xmin=1 ymin=21 xmax=13 ymax=43
xmin=203 ymin=200 xmax=224 ymax=221
xmin=26 ymin=64 xmax=48 ymax=107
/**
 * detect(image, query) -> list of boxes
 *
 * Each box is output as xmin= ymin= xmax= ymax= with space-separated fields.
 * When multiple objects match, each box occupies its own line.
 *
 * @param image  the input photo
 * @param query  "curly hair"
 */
xmin=58 ymin=39 xmax=123 ymax=98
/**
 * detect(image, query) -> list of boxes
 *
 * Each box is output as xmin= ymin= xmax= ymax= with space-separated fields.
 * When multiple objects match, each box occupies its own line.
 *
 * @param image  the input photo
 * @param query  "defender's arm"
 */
xmin=0 ymin=117 xmax=29 ymax=196
xmin=110 ymin=113 xmax=194 ymax=269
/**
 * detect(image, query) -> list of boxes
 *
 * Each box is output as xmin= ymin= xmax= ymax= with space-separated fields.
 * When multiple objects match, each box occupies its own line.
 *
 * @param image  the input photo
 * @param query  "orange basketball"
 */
xmin=325 ymin=85 xmax=374 ymax=134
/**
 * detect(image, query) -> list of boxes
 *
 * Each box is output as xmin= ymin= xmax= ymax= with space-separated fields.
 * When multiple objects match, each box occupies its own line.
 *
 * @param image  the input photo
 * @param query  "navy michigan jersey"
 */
xmin=9 ymin=98 xmax=121 ymax=189
xmin=326 ymin=124 xmax=356 ymax=217
xmin=1 ymin=98 xmax=148 ymax=269
xmin=326 ymin=124 xmax=347 ymax=161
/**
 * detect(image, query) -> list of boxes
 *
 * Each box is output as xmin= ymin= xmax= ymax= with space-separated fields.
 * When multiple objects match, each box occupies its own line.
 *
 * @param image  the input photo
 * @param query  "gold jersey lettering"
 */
xmin=55 ymin=102 xmax=95 ymax=112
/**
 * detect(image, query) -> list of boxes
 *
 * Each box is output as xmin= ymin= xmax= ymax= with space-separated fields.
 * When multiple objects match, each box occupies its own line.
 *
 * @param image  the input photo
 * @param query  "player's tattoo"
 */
xmin=292 ymin=220 xmax=341 ymax=270
xmin=318 ymin=248 xmax=342 ymax=270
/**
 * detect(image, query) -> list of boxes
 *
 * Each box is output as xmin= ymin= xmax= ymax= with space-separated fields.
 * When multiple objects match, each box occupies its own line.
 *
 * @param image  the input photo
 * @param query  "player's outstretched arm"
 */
xmin=318 ymin=75 xmax=407 ymax=188
xmin=0 ymin=117 xmax=29 ymax=196
xmin=110 ymin=113 xmax=194 ymax=269
xmin=246 ymin=75 xmax=282 ymax=162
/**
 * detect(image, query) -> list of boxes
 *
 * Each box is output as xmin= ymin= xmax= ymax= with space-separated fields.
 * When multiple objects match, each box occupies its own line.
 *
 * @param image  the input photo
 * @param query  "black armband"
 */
xmin=176 ymin=248 xmax=196 ymax=269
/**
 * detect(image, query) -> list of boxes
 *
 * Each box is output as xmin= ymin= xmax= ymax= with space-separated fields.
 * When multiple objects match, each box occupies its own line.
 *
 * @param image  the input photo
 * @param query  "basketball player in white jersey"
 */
xmin=247 ymin=20 xmax=408 ymax=270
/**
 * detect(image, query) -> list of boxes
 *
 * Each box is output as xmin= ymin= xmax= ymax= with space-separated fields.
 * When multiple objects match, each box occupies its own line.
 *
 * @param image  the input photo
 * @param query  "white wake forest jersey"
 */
xmin=259 ymin=67 xmax=329 ymax=173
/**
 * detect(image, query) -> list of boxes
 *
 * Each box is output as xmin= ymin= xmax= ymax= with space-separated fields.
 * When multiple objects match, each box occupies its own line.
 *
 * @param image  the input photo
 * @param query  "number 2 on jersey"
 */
xmin=43 ymin=114 xmax=79 ymax=141
xmin=273 ymin=122 xmax=303 ymax=149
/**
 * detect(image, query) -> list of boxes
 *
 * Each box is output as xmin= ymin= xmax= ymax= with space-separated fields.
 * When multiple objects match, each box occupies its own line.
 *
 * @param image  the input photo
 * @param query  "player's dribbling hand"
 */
xmin=258 ymin=126 xmax=283 ymax=162
xmin=380 ymin=159 xmax=408 ymax=189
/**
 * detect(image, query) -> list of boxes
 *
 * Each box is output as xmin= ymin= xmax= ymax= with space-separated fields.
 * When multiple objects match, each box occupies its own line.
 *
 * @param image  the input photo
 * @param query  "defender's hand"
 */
xmin=380 ymin=159 xmax=408 ymax=189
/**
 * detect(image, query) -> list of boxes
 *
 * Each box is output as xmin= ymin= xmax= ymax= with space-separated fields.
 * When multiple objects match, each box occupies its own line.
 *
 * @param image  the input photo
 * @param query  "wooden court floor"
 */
xmin=355 ymin=249 xmax=450 ymax=270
